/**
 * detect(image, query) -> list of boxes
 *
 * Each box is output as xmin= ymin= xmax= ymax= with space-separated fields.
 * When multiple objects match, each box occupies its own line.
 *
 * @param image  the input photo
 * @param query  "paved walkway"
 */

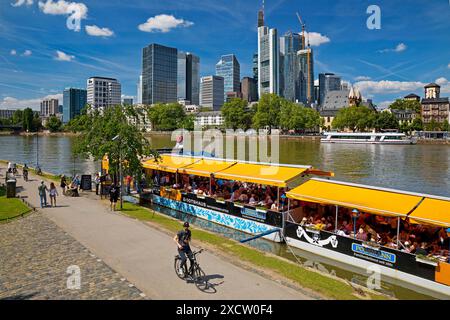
xmin=1 ymin=165 xmax=314 ymax=300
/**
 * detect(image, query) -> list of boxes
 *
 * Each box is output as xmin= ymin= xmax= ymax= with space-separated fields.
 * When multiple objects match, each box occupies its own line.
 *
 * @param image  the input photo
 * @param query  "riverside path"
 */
xmin=0 ymin=163 xmax=314 ymax=300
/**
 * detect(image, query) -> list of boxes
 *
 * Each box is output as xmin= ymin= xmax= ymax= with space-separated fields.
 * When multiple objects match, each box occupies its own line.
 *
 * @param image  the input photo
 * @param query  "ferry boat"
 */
xmin=140 ymin=153 xmax=450 ymax=296
xmin=321 ymin=132 xmax=417 ymax=145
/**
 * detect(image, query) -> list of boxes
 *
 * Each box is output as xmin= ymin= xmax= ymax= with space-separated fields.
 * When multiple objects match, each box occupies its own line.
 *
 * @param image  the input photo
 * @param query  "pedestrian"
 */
xmin=7 ymin=161 xmax=12 ymax=173
xmin=109 ymin=183 xmax=119 ymax=211
xmin=49 ymin=182 xmax=59 ymax=207
xmin=23 ymin=164 xmax=29 ymax=182
xmin=60 ymin=175 xmax=67 ymax=195
xmin=126 ymin=175 xmax=132 ymax=195
xmin=94 ymin=173 xmax=101 ymax=195
xmin=72 ymin=175 xmax=80 ymax=191
xmin=38 ymin=181 xmax=48 ymax=208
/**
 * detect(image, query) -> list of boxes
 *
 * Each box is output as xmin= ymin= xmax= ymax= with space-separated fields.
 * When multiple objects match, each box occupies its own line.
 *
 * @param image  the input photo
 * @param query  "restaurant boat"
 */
xmin=141 ymin=154 xmax=450 ymax=295
xmin=321 ymin=132 xmax=416 ymax=145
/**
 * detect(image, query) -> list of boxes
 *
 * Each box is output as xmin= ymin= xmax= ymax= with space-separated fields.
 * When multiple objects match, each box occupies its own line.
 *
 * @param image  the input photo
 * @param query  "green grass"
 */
xmin=121 ymin=202 xmax=387 ymax=300
xmin=0 ymin=160 xmax=60 ymax=182
xmin=0 ymin=187 xmax=31 ymax=221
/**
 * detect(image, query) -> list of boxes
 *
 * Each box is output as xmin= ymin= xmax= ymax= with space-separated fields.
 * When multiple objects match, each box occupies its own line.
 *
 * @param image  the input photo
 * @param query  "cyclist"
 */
xmin=174 ymin=221 xmax=194 ymax=277
xmin=23 ymin=164 xmax=29 ymax=181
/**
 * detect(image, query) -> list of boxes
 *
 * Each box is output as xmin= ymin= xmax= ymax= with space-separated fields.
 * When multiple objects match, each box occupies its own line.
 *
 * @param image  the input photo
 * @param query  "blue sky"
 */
xmin=1 ymin=0 xmax=449 ymax=110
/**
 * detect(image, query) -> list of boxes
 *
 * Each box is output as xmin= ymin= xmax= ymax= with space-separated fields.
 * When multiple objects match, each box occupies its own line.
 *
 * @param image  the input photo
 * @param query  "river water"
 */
xmin=1 ymin=134 xmax=449 ymax=299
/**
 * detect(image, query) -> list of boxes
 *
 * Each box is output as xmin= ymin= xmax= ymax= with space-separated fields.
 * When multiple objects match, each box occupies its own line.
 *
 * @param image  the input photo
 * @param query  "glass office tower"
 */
xmin=63 ymin=88 xmax=87 ymax=123
xmin=215 ymin=54 xmax=240 ymax=101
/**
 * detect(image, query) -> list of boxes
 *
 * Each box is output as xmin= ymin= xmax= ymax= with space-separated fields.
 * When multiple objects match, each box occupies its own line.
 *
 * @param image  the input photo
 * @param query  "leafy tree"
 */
xmin=147 ymin=103 xmax=188 ymax=131
xmin=425 ymin=119 xmax=441 ymax=131
xmin=373 ymin=112 xmax=399 ymax=131
xmin=221 ymin=98 xmax=253 ymax=130
xmin=399 ymin=122 xmax=411 ymax=134
xmin=252 ymin=93 xmax=282 ymax=132
xmin=332 ymin=106 xmax=375 ymax=132
xmin=279 ymin=101 xmax=321 ymax=131
xmin=442 ymin=120 xmax=450 ymax=132
xmin=73 ymin=105 xmax=158 ymax=179
xmin=46 ymin=115 xmax=62 ymax=132
xmin=389 ymin=99 xmax=421 ymax=113
xmin=410 ymin=118 xmax=423 ymax=132
xmin=12 ymin=110 xmax=23 ymax=125
xmin=22 ymin=108 xmax=34 ymax=132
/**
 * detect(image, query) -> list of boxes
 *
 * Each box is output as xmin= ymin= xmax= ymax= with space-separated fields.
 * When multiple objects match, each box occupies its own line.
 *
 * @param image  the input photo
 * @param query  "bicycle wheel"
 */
xmin=194 ymin=265 xmax=208 ymax=291
xmin=174 ymin=257 xmax=186 ymax=280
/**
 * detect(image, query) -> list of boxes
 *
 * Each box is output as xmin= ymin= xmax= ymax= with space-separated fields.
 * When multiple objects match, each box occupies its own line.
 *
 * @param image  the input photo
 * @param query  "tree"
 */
xmin=46 ymin=115 xmax=62 ymax=132
xmin=279 ymin=101 xmax=321 ymax=132
xmin=410 ymin=118 xmax=423 ymax=132
xmin=147 ymin=103 xmax=188 ymax=131
xmin=389 ymin=99 xmax=421 ymax=114
xmin=373 ymin=112 xmax=399 ymax=131
xmin=73 ymin=105 xmax=158 ymax=180
xmin=425 ymin=119 xmax=441 ymax=131
xmin=221 ymin=98 xmax=253 ymax=130
xmin=22 ymin=108 xmax=34 ymax=132
xmin=442 ymin=120 xmax=450 ymax=132
xmin=332 ymin=106 xmax=375 ymax=132
xmin=252 ymin=93 xmax=282 ymax=132
xmin=12 ymin=110 xmax=23 ymax=125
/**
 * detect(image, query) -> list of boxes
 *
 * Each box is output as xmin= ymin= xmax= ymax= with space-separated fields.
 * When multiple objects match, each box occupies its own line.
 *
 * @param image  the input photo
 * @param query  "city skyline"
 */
xmin=1 ymin=0 xmax=450 ymax=110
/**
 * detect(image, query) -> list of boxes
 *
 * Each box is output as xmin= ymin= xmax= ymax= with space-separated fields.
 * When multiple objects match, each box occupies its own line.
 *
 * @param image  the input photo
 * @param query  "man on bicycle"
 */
xmin=23 ymin=164 xmax=29 ymax=182
xmin=174 ymin=221 xmax=194 ymax=277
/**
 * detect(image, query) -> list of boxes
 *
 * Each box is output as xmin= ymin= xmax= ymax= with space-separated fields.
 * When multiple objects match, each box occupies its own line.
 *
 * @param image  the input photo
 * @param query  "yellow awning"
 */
xmin=409 ymin=198 xmax=450 ymax=228
xmin=213 ymin=163 xmax=308 ymax=188
xmin=178 ymin=159 xmax=237 ymax=177
xmin=286 ymin=179 xmax=423 ymax=217
xmin=142 ymin=155 xmax=199 ymax=173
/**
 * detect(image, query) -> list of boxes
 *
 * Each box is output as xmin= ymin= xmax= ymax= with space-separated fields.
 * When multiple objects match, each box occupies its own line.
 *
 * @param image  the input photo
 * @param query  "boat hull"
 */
xmin=321 ymin=139 xmax=415 ymax=145
xmin=151 ymin=194 xmax=283 ymax=243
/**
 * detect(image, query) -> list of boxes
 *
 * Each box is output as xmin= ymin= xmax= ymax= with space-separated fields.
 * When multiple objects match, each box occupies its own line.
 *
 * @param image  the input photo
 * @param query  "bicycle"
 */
xmin=174 ymin=248 xmax=208 ymax=291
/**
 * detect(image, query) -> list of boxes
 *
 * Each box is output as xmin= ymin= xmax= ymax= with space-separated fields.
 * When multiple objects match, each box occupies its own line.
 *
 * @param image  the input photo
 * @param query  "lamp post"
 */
xmin=36 ymin=132 xmax=39 ymax=170
xmin=352 ymin=209 xmax=360 ymax=239
xmin=112 ymin=135 xmax=123 ymax=210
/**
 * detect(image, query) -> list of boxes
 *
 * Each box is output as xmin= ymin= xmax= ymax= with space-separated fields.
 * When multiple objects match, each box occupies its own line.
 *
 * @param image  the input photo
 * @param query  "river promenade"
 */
xmin=0 ymin=163 xmax=314 ymax=300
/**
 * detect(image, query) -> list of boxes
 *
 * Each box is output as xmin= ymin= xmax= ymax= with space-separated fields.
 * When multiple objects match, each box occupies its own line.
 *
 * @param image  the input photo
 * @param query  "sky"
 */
xmin=0 ymin=0 xmax=450 ymax=110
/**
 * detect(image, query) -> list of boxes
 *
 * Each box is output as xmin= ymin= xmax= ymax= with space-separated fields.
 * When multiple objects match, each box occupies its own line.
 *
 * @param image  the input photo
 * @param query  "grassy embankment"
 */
xmin=120 ymin=202 xmax=388 ymax=300
xmin=0 ymin=186 xmax=31 ymax=222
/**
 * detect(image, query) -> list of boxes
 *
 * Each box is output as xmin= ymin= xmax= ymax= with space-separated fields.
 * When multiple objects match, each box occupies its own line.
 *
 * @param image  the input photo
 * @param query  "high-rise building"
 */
xmin=257 ymin=0 xmax=265 ymax=27
xmin=280 ymin=31 xmax=302 ymax=101
xmin=252 ymin=53 xmax=259 ymax=84
xmin=258 ymin=26 xmax=279 ymax=97
xmin=122 ymin=98 xmax=134 ymax=105
xmin=40 ymin=98 xmax=59 ymax=117
xmin=216 ymin=54 xmax=240 ymax=101
xmin=178 ymin=52 xmax=200 ymax=105
xmin=136 ymin=75 xmax=143 ymax=104
xmin=142 ymin=43 xmax=178 ymax=105
xmin=319 ymin=73 xmax=342 ymax=106
xmin=86 ymin=77 xmax=121 ymax=110
xmin=421 ymin=83 xmax=450 ymax=125
xmin=63 ymin=88 xmax=87 ymax=123
xmin=297 ymin=47 xmax=314 ymax=105
xmin=200 ymin=76 xmax=224 ymax=111
xmin=241 ymin=77 xmax=258 ymax=102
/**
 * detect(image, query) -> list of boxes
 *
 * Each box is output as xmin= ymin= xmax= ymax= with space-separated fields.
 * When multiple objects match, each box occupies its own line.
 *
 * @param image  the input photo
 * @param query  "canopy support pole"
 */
xmin=396 ymin=217 xmax=400 ymax=248
xmin=335 ymin=205 xmax=338 ymax=233
xmin=209 ymin=175 xmax=212 ymax=196
xmin=277 ymin=187 xmax=280 ymax=210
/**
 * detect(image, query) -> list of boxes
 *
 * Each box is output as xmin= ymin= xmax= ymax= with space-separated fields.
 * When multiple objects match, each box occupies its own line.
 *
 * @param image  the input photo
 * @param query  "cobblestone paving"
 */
xmin=0 ymin=212 xmax=146 ymax=300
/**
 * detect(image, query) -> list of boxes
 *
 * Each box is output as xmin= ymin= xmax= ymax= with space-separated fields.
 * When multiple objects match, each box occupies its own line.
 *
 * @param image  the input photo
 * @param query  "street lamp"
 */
xmin=112 ymin=135 xmax=123 ymax=210
xmin=36 ymin=132 xmax=39 ymax=170
xmin=352 ymin=209 xmax=360 ymax=239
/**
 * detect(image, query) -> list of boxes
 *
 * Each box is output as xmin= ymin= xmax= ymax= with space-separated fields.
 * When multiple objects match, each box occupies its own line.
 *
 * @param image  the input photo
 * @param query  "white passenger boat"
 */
xmin=321 ymin=132 xmax=416 ymax=145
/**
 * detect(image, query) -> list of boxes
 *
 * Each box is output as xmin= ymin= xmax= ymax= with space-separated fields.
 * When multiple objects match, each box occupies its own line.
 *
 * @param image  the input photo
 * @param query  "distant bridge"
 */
xmin=0 ymin=125 xmax=23 ymax=131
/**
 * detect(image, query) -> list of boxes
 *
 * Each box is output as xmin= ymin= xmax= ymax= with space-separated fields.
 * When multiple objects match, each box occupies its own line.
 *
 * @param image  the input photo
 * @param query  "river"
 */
xmin=1 ymin=134 xmax=449 ymax=299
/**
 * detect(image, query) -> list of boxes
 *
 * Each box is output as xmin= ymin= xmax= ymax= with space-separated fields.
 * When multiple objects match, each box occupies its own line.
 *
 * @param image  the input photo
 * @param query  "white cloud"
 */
xmin=305 ymin=32 xmax=330 ymax=47
xmin=138 ymin=14 xmax=194 ymax=33
xmin=38 ymin=0 xmax=88 ymax=31
xmin=435 ymin=77 xmax=450 ymax=93
xmin=1 ymin=94 xmax=62 ymax=110
xmin=11 ymin=0 xmax=33 ymax=7
xmin=379 ymin=42 xmax=407 ymax=53
xmin=85 ymin=25 xmax=114 ymax=37
xmin=22 ymin=50 xmax=32 ymax=56
xmin=354 ymin=80 xmax=425 ymax=94
xmin=447 ymin=63 xmax=450 ymax=69
xmin=55 ymin=50 xmax=75 ymax=61
xmin=355 ymin=76 xmax=371 ymax=81
xmin=377 ymin=101 xmax=394 ymax=110
xmin=10 ymin=49 xmax=17 ymax=55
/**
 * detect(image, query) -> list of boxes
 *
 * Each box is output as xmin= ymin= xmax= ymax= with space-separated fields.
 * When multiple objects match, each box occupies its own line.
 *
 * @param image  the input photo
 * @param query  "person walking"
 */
xmin=109 ymin=183 xmax=119 ymax=211
xmin=60 ymin=175 xmax=67 ymax=195
xmin=49 ymin=182 xmax=59 ymax=207
xmin=38 ymin=181 xmax=48 ymax=208
xmin=22 ymin=164 xmax=29 ymax=182
xmin=94 ymin=173 xmax=101 ymax=195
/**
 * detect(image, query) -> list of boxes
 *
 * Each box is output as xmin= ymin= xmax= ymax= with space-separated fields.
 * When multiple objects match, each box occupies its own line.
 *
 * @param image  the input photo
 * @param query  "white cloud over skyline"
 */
xmin=305 ymin=32 xmax=330 ymax=47
xmin=354 ymin=80 xmax=425 ymax=94
xmin=138 ymin=14 xmax=194 ymax=33
xmin=0 ymin=93 xmax=62 ymax=110
xmin=85 ymin=25 xmax=114 ymax=37
xmin=55 ymin=50 xmax=75 ymax=61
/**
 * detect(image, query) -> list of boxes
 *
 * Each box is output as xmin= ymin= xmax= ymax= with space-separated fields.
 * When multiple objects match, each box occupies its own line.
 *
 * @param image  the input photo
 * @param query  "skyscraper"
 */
xmin=142 ymin=43 xmax=178 ymax=105
xmin=86 ymin=77 xmax=121 ymax=109
xmin=252 ymin=53 xmax=259 ymax=83
xmin=215 ymin=54 xmax=240 ymax=101
xmin=297 ymin=47 xmax=314 ymax=105
xmin=200 ymin=76 xmax=224 ymax=111
xmin=257 ymin=0 xmax=265 ymax=27
xmin=40 ymin=98 xmax=59 ymax=117
xmin=241 ymin=77 xmax=258 ymax=102
xmin=63 ymin=88 xmax=87 ymax=123
xmin=280 ymin=31 xmax=302 ymax=101
xmin=258 ymin=26 xmax=279 ymax=97
xmin=178 ymin=52 xmax=200 ymax=105
xmin=319 ymin=73 xmax=342 ymax=106
xmin=136 ymin=75 xmax=143 ymax=104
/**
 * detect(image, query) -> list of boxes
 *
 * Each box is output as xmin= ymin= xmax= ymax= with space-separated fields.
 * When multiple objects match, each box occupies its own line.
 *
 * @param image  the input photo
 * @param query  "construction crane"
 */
xmin=296 ymin=11 xmax=312 ymax=103
xmin=296 ymin=12 xmax=306 ymax=50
